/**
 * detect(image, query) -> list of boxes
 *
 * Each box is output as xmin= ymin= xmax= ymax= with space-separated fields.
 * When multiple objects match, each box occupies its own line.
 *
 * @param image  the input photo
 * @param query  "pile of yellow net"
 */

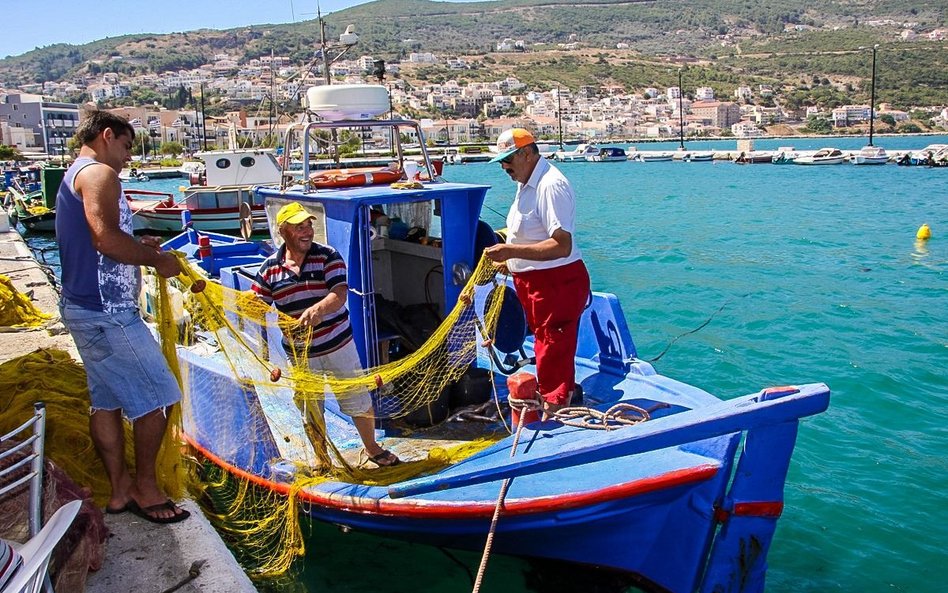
xmin=0 ymin=349 xmax=125 ymax=508
xmin=0 ymin=274 xmax=51 ymax=328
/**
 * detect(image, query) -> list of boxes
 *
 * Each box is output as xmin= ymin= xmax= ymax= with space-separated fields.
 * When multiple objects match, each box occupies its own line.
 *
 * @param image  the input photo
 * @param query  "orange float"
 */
xmin=309 ymin=167 xmax=403 ymax=189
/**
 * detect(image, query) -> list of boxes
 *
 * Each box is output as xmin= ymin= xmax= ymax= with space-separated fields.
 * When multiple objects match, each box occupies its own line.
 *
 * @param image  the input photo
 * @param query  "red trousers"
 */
xmin=512 ymin=259 xmax=590 ymax=405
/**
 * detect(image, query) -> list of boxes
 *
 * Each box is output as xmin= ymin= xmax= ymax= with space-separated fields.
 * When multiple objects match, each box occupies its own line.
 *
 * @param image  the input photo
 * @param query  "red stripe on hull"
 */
xmin=187 ymin=436 xmax=718 ymax=520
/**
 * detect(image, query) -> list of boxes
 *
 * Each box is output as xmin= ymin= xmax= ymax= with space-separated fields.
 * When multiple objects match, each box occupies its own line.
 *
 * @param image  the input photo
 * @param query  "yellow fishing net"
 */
xmin=150 ymin=251 xmax=509 ymax=577
xmin=0 ymin=349 xmax=126 ymax=508
xmin=0 ymin=274 xmax=52 ymax=328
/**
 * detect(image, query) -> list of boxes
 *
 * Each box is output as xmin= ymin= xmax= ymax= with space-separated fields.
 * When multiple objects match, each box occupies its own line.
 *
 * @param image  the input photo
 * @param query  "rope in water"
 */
xmin=470 ymin=391 xmax=656 ymax=591
xmin=471 ymin=394 xmax=540 ymax=593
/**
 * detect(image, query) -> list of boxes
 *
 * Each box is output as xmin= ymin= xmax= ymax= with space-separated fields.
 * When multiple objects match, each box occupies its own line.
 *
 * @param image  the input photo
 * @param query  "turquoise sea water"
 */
xmin=28 ymin=135 xmax=947 ymax=592
xmin=277 ymin=135 xmax=947 ymax=593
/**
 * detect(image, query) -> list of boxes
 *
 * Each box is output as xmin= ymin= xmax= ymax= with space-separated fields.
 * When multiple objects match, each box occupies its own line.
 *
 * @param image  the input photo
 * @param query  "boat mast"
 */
xmin=868 ymin=44 xmax=878 ymax=147
xmin=677 ymin=69 xmax=685 ymax=151
xmin=557 ymin=86 xmax=563 ymax=150
xmin=318 ymin=4 xmax=332 ymax=86
xmin=200 ymin=82 xmax=208 ymax=151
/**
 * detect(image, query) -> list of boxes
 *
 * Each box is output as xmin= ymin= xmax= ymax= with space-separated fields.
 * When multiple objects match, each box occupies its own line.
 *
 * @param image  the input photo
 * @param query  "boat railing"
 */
xmin=281 ymin=119 xmax=436 ymax=191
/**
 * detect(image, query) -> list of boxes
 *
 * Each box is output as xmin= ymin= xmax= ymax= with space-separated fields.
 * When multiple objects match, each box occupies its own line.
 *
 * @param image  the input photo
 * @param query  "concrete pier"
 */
xmin=0 ymin=227 xmax=256 ymax=593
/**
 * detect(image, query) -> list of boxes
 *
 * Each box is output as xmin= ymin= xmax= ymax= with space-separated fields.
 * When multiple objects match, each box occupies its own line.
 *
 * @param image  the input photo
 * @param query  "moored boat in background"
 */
xmin=772 ymin=147 xmax=798 ymax=164
xmin=586 ymin=146 xmax=627 ymax=162
xmin=126 ymin=147 xmax=287 ymax=234
xmin=734 ymin=151 xmax=772 ymax=164
xmin=850 ymin=145 xmax=889 ymax=165
xmin=681 ymin=151 xmax=714 ymax=162
xmin=636 ymin=151 xmax=674 ymax=162
xmin=794 ymin=148 xmax=845 ymax=165
xmin=554 ymin=143 xmax=600 ymax=162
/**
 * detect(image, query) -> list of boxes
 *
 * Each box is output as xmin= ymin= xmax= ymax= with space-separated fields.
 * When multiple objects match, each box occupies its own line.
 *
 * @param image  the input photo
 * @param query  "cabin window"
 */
xmin=216 ymin=158 xmax=231 ymax=169
xmin=240 ymin=156 xmax=255 ymax=168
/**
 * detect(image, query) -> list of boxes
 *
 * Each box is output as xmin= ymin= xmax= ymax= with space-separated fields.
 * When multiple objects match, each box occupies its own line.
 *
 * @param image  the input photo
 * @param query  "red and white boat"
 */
xmin=126 ymin=187 xmax=269 ymax=234
xmin=126 ymin=148 xmax=283 ymax=234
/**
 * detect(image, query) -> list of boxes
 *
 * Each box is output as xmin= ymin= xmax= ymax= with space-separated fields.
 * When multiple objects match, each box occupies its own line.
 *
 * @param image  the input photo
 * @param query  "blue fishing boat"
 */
xmin=168 ymin=86 xmax=830 ymax=592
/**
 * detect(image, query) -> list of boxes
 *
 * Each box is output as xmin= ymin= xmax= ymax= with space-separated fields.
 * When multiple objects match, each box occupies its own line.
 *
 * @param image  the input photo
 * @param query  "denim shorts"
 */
xmin=60 ymin=301 xmax=181 ymax=420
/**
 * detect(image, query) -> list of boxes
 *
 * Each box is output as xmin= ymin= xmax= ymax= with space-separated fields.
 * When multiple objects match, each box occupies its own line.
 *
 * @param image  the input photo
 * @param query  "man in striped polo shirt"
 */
xmin=251 ymin=202 xmax=399 ymax=468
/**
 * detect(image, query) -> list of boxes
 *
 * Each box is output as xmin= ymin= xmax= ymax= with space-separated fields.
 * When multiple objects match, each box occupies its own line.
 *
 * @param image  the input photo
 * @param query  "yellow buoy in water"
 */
xmin=916 ymin=224 xmax=931 ymax=240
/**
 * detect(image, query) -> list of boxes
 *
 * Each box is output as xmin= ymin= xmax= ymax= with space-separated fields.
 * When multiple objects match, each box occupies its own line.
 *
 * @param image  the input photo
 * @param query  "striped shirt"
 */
xmin=251 ymin=243 xmax=352 ymax=357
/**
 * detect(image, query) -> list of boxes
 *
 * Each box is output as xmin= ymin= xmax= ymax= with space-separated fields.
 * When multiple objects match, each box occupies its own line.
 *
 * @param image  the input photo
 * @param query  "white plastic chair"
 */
xmin=0 ymin=403 xmax=46 ymax=538
xmin=0 ymin=500 xmax=81 ymax=593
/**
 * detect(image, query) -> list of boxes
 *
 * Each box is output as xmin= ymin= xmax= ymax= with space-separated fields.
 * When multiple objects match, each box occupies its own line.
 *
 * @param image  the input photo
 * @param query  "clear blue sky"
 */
xmin=4 ymin=1 xmax=488 ymax=59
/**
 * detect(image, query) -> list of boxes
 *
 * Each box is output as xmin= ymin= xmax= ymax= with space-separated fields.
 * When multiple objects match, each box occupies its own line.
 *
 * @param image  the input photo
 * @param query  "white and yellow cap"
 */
xmin=489 ymin=128 xmax=536 ymax=163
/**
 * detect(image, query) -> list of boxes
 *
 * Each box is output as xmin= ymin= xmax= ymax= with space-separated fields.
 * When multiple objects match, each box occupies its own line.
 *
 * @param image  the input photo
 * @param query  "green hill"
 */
xmin=1 ymin=0 xmax=944 ymax=109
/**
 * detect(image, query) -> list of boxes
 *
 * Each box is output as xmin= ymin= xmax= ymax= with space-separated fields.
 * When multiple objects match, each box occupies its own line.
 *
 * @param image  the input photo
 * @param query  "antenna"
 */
xmin=868 ymin=44 xmax=878 ymax=147
xmin=677 ymin=69 xmax=685 ymax=151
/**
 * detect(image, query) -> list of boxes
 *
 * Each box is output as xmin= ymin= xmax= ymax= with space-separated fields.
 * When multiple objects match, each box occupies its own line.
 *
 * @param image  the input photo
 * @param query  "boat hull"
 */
xmin=179 ymin=345 xmax=733 ymax=593
xmin=175 ymin=302 xmax=828 ymax=593
xmin=683 ymin=153 xmax=714 ymax=162
xmin=129 ymin=204 xmax=267 ymax=233
xmin=18 ymin=213 xmax=56 ymax=233
xmin=795 ymin=157 xmax=845 ymax=165
xmin=851 ymin=156 xmax=889 ymax=165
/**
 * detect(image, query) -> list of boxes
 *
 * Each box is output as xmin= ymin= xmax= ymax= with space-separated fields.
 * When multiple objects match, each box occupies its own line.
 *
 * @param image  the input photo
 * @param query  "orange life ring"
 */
xmin=309 ymin=167 xmax=403 ymax=189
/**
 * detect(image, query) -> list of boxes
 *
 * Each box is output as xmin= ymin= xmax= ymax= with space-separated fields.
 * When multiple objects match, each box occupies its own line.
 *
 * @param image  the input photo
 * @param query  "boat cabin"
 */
xmin=195 ymin=148 xmax=284 ymax=187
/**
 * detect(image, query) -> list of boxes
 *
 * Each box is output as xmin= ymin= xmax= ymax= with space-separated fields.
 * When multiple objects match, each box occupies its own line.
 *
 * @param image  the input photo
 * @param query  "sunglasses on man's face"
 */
xmin=500 ymin=148 xmax=520 ymax=164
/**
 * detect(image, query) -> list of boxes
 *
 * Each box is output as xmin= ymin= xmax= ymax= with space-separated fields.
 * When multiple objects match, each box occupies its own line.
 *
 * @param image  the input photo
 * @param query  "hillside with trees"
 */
xmin=0 ymin=0 xmax=944 ymax=110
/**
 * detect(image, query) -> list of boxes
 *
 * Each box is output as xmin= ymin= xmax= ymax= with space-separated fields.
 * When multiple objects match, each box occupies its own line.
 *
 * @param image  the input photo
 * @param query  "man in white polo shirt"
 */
xmin=484 ymin=128 xmax=590 ymax=418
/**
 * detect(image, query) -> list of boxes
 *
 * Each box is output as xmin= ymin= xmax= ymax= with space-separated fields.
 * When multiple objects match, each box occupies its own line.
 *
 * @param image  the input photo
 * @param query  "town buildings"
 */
xmin=1 ymin=39 xmax=945 ymax=156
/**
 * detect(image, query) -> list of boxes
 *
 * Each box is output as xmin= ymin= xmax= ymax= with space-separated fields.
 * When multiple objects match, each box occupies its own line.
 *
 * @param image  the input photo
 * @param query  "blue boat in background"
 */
xmin=166 ymin=86 xmax=830 ymax=593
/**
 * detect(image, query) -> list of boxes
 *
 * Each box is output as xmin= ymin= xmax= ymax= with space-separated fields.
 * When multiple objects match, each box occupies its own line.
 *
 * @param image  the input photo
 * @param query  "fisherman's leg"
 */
xmin=532 ymin=262 xmax=589 ymax=417
xmin=128 ymin=407 xmax=184 ymax=520
xmin=88 ymin=408 xmax=133 ymax=510
xmin=301 ymin=356 xmax=332 ymax=469
xmin=96 ymin=310 xmax=184 ymax=518
xmin=322 ymin=341 xmax=388 ymax=458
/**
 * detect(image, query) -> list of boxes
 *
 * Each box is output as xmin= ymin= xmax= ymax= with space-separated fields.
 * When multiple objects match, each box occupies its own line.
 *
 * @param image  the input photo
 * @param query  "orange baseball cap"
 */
xmin=489 ymin=128 xmax=536 ymax=163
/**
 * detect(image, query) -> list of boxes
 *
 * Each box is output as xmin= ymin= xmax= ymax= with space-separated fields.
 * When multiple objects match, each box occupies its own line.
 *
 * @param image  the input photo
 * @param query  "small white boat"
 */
xmin=128 ymin=147 xmax=286 ymax=233
xmin=554 ymin=143 xmax=600 ymax=162
xmin=636 ymin=152 xmax=674 ymax=162
xmin=126 ymin=187 xmax=269 ymax=234
xmin=121 ymin=169 xmax=150 ymax=182
xmin=682 ymin=151 xmax=714 ymax=162
xmin=733 ymin=151 xmax=771 ymax=164
xmin=794 ymin=148 xmax=845 ymax=166
xmin=850 ymin=145 xmax=889 ymax=166
xmin=772 ymin=147 xmax=798 ymax=165
xmin=907 ymin=144 xmax=948 ymax=166
xmin=586 ymin=147 xmax=627 ymax=162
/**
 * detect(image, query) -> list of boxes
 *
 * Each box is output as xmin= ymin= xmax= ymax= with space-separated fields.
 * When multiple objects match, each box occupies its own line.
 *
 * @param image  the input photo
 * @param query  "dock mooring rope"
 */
xmin=471 ymin=394 xmax=540 ymax=593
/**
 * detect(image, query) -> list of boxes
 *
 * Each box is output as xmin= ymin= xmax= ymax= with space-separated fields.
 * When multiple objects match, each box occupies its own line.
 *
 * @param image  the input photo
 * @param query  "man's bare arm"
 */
xmin=77 ymin=164 xmax=181 ymax=278
xmin=484 ymin=228 xmax=572 ymax=263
